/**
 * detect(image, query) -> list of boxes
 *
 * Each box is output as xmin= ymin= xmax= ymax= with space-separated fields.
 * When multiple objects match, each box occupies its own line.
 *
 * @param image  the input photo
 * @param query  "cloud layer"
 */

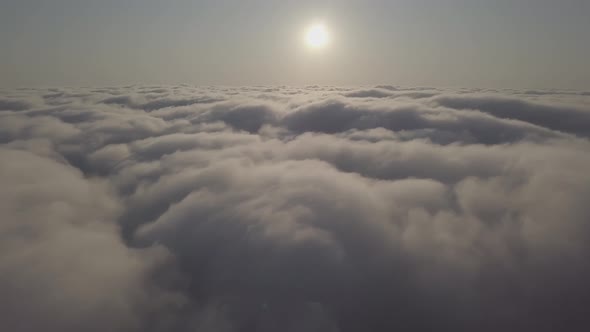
xmin=1 ymin=85 xmax=590 ymax=331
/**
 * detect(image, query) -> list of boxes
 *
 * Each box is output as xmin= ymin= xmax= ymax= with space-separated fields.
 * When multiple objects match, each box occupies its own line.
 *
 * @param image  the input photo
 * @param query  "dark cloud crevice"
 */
xmin=434 ymin=95 xmax=590 ymax=137
xmin=0 ymin=98 xmax=33 ymax=111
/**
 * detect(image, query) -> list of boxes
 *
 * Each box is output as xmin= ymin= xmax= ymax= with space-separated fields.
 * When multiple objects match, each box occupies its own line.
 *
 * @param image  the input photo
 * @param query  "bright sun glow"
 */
xmin=305 ymin=24 xmax=329 ymax=49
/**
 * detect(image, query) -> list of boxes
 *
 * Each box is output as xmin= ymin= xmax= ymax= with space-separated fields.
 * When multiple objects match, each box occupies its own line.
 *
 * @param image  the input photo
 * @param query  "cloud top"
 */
xmin=1 ymin=85 xmax=590 ymax=332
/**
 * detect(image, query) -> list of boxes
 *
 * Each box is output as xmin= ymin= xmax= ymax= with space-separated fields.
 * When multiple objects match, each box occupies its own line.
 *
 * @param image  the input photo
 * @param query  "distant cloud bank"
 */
xmin=1 ymin=85 xmax=590 ymax=332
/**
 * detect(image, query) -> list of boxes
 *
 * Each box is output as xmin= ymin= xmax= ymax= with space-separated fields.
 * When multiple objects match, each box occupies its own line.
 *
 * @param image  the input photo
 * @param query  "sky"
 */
xmin=2 ymin=0 xmax=589 ymax=88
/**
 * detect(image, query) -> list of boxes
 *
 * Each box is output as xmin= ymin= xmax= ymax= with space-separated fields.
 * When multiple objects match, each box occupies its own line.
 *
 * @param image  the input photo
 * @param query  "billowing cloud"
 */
xmin=1 ymin=85 xmax=590 ymax=331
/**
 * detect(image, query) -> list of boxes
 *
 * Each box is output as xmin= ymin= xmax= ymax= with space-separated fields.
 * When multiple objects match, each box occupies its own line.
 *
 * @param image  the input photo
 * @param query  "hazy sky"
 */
xmin=2 ymin=0 xmax=589 ymax=88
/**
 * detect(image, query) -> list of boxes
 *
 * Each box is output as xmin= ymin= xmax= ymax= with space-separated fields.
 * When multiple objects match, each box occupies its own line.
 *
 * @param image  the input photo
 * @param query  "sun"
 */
xmin=305 ymin=23 xmax=329 ymax=49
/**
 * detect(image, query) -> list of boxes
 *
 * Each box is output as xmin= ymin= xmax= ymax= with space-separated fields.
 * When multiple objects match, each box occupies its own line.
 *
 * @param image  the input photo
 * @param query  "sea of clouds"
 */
xmin=1 ymin=85 xmax=590 ymax=331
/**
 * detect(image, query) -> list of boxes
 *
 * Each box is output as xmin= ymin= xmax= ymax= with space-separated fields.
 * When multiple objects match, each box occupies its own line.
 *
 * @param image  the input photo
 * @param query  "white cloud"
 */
xmin=1 ymin=85 xmax=590 ymax=331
